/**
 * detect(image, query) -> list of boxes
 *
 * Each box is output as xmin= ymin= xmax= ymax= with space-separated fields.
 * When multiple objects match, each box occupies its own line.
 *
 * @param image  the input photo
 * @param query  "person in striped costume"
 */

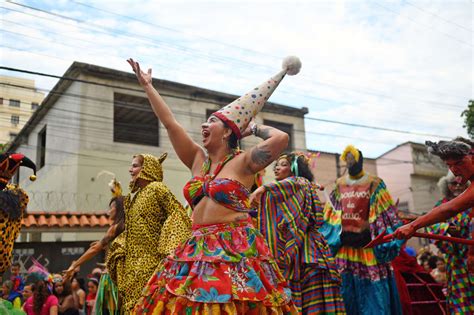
xmin=426 ymin=171 xmax=474 ymax=314
xmin=320 ymin=145 xmax=403 ymax=315
xmin=251 ymin=152 xmax=345 ymax=314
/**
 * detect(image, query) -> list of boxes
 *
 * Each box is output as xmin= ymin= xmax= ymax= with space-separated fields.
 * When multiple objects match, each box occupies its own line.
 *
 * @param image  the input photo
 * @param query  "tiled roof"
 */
xmin=22 ymin=212 xmax=111 ymax=228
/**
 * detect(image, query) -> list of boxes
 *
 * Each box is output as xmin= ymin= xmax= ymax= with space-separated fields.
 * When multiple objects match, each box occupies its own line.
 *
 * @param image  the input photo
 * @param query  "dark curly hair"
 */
xmin=278 ymin=152 xmax=314 ymax=182
xmin=33 ymin=280 xmax=50 ymax=315
xmin=426 ymin=137 xmax=472 ymax=160
xmin=227 ymin=131 xmax=239 ymax=150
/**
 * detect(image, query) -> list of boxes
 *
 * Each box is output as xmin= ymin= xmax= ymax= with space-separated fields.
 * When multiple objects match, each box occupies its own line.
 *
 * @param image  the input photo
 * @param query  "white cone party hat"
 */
xmin=213 ymin=56 xmax=302 ymax=139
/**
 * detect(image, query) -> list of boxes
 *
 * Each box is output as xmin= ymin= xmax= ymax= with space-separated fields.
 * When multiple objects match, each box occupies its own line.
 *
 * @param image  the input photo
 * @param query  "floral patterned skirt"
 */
xmin=133 ymin=219 xmax=298 ymax=314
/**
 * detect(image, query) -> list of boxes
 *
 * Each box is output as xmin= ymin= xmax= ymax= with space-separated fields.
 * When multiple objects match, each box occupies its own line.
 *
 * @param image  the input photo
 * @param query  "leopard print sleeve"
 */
xmin=154 ymin=183 xmax=192 ymax=257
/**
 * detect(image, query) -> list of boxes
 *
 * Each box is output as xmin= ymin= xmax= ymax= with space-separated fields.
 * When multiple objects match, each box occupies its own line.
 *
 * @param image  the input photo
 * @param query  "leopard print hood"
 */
xmin=129 ymin=153 xmax=167 ymax=192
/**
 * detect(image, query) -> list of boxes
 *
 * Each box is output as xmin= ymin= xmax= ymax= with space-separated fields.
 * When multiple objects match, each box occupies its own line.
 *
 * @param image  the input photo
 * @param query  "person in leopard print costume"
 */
xmin=121 ymin=152 xmax=192 ymax=313
xmin=0 ymin=152 xmax=36 ymax=276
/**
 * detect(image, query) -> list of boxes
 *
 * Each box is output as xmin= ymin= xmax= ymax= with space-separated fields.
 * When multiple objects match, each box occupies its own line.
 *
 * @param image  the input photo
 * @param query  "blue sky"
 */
xmin=1 ymin=0 xmax=472 ymax=157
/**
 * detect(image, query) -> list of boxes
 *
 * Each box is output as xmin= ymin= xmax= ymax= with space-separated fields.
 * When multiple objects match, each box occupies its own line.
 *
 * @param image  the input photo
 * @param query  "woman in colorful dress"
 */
xmin=426 ymin=171 xmax=474 ymax=313
xmin=251 ymin=152 xmax=345 ymax=314
xmin=128 ymin=56 xmax=302 ymax=314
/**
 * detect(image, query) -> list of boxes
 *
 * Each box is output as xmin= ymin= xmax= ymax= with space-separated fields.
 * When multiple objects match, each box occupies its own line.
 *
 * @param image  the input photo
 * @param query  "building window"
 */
xmin=11 ymin=115 xmax=20 ymax=125
xmin=0 ymin=97 xmax=3 ymax=105
xmin=9 ymin=99 xmax=20 ymax=107
xmin=263 ymin=120 xmax=294 ymax=150
xmin=31 ymin=102 xmax=39 ymax=110
xmin=113 ymin=93 xmax=159 ymax=146
xmin=37 ymin=125 xmax=47 ymax=169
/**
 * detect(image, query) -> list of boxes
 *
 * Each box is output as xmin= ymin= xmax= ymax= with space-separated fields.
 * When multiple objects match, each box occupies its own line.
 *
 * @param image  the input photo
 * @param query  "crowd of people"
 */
xmin=1 ymin=56 xmax=473 ymax=314
xmin=1 ymin=261 xmax=102 ymax=315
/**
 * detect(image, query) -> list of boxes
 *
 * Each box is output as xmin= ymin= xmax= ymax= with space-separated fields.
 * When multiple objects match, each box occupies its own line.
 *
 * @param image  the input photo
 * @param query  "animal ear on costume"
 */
xmin=158 ymin=152 xmax=168 ymax=164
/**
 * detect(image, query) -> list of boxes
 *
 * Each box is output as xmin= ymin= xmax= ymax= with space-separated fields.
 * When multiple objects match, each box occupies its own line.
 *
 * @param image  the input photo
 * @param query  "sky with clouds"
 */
xmin=1 ymin=0 xmax=472 ymax=158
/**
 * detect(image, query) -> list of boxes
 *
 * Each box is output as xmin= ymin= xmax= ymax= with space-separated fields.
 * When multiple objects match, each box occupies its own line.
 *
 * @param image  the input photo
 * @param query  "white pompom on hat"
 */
xmin=213 ymin=56 xmax=302 ymax=139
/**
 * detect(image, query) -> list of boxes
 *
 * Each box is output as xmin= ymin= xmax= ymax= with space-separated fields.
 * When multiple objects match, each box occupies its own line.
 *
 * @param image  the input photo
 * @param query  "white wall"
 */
xmin=17 ymin=81 xmax=83 ymax=211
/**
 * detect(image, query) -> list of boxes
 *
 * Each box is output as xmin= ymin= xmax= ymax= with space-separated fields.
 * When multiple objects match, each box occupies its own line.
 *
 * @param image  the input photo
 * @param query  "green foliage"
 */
xmin=461 ymin=100 xmax=474 ymax=138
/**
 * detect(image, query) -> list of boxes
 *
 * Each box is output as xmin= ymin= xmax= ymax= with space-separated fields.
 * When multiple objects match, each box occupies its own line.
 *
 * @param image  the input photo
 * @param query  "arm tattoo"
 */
xmin=251 ymin=145 xmax=272 ymax=166
xmin=255 ymin=127 xmax=271 ymax=140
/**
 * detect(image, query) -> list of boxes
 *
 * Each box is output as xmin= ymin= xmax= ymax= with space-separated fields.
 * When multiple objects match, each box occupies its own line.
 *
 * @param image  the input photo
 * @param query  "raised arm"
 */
xmin=63 ymin=226 xmax=116 ymax=281
xmin=395 ymin=185 xmax=474 ymax=239
xmin=127 ymin=58 xmax=204 ymax=169
xmin=242 ymin=123 xmax=289 ymax=174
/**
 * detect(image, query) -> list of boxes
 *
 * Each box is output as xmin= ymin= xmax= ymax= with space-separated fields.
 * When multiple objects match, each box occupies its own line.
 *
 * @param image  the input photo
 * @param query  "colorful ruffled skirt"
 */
xmin=133 ymin=219 xmax=298 ymax=314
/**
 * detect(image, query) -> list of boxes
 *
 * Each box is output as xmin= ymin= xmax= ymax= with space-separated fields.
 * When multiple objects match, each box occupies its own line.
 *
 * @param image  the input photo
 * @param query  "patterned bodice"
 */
xmin=183 ymin=151 xmax=251 ymax=212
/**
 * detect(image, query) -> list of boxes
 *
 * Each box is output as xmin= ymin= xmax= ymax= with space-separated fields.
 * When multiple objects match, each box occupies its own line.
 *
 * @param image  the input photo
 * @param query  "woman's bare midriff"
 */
xmin=192 ymin=197 xmax=249 ymax=225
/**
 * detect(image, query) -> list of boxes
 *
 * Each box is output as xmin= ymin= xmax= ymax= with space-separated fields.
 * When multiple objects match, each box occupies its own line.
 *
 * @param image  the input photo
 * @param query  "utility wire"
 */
xmin=373 ymin=1 xmax=472 ymax=48
xmin=0 ymin=4 xmax=467 ymax=110
xmin=404 ymin=1 xmax=472 ymax=33
xmin=0 ymin=67 xmax=455 ymax=139
xmin=1 ymin=80 xmax=458 ymax=129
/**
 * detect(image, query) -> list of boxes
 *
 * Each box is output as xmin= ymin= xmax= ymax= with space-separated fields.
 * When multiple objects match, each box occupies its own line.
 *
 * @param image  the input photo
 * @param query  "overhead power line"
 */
xmin=0 ymin=2 xmax=467 ymax=110
xmin=404 ymin=1 xmax=472 ymax=33
xmin=373 ymin=1 xmax=472 ymax=48
xmin=0 ymin=67 xmax=453 ymax=139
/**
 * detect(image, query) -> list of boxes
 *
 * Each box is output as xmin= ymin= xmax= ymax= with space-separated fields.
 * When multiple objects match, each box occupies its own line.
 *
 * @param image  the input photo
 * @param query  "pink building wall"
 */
xmin=376 ymin=143 xmax=415 ymax=212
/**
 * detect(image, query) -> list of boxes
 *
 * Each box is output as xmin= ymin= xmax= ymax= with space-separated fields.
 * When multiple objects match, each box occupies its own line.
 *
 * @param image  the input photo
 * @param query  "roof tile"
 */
xmin=21 ymin=212 xmax=110 ymax=229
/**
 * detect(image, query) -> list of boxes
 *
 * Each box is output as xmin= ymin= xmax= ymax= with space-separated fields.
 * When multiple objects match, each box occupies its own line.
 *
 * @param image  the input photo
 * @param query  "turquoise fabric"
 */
xmin=373 ymin=227 xmax=405 ymax=264
xmin=319 ymin=220 xmax=341 ymax=256
xmin=341 ymin=273 xmax=402 ymax=315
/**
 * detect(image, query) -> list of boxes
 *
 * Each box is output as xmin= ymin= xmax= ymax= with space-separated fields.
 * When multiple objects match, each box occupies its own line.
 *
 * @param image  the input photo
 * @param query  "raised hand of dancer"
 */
xmin=63 ymin=265 xmax=76 ymax=282
xmin=127 ymin=58 xmax=152 ymax=87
